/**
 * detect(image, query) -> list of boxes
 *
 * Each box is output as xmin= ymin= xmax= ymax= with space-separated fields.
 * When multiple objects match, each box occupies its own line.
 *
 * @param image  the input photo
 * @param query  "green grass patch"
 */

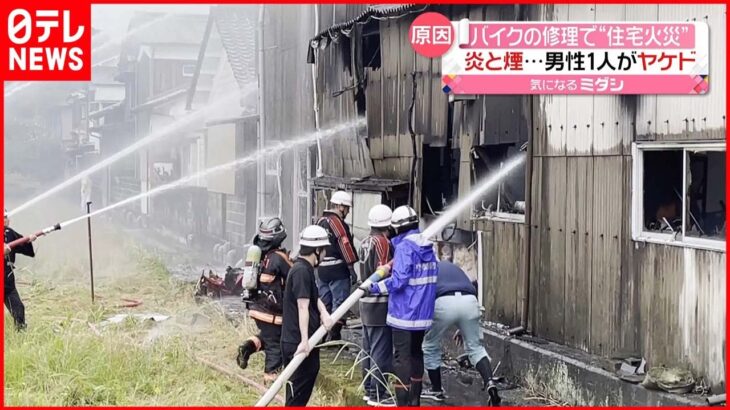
xmin=4 ymin=242 xmax=363 ymax=406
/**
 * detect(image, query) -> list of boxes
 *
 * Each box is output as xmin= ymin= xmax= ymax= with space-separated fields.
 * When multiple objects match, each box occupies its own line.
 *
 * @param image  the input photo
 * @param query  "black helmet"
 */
xmin=254 ymin=217 xmax=287 ymax=252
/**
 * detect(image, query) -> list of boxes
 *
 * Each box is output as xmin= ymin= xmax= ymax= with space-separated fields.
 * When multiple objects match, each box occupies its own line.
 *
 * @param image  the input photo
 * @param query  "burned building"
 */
xmin=306 ymin=3 xmax=726 ymax=389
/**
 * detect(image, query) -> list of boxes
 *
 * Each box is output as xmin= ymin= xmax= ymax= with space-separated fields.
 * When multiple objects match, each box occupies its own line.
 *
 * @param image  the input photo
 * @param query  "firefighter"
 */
xmin=236 ymin=218 xmax=292 ymax=382
xmin=316 ymin=190 xmax=358 ymax=341
xmin=358 ymin=204 xmax=395 ymax=407
xmin=361 ymin=205 xmax=438 ymax=407
xmin=280 ymin=225 xmax=334 ymax=406
xmin=421 ymin=260 xmax=501 ymax=406
xmin=4 ymin=208 xmax=36 ymax=331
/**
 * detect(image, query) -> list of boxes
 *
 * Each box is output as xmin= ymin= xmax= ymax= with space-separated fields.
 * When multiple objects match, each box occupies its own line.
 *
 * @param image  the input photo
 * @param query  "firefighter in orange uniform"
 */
xmin=236 ymin=218 xmax=292 ymax=381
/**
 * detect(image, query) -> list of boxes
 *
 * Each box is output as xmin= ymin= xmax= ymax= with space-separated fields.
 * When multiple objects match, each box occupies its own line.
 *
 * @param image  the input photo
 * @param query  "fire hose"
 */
xmin=4 ymin=223 xmax=62 ymax=250
xmin=254 ymin=268 xmax=388 ymax=407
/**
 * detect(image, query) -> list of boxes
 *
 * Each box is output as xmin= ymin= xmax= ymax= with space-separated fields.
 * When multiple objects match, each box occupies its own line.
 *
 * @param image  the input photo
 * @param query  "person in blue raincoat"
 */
xmin=362 ymin=205 xmax=438 ymax=407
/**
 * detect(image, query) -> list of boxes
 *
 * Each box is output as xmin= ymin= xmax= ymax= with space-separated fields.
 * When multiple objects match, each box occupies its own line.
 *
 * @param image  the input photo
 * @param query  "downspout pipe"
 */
xmin=519 ymin=96 xmax=535 ymax=331
xmin=257 ymin=5 xmax=265 ymax=218
xmin=312 ymin=4 xmax=323 ymax=178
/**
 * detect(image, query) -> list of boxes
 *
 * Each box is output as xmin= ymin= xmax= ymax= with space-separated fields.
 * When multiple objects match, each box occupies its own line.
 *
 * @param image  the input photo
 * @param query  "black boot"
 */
xmin=395 ymin=386 xmax=410 ymax=407
xmin=422 ymin=368 xmax=446 ymax=401
xmin=475 ymin=357 xmax=500 ymax=406
xmin=427 ymin=368 xmax=442 ymax=391
xmin=409 ymin=380 xmax=423 ymax=407
xmin=486 ymin=381 xmax=501 ymax=406
xmin=236 ymin=339 xmax=257 ymax=370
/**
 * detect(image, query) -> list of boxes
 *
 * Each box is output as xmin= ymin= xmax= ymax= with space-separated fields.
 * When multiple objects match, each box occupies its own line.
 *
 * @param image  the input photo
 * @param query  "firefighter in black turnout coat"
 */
xmin=4 ymin=209 xmax=36 ymax=331
xmin=237 ymin=218 xmax=293 ymax=381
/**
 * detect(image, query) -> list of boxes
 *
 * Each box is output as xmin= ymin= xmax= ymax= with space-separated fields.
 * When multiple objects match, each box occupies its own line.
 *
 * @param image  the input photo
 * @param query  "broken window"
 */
xmin=633 ymin=143 xmax=725 ymax=249
xmin=685 ymin=150 xmax=725 ymax=240
xmin=472 ymin=142 xmax=527 ymax=220
xmin=361 ymin=20 xmax=381 ymax=69
xmin=421 ymin=145 xmax=458 ymax=215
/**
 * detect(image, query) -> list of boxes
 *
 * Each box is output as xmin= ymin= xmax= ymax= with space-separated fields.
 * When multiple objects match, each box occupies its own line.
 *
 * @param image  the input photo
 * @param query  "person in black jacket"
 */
xmin=4 ymin=209 xmax=36 ymax=331
xmin=237 ymin=218 xmax=293 ymax=382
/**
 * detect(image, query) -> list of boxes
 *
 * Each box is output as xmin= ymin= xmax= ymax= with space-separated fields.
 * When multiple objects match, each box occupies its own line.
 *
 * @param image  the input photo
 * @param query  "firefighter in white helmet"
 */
xmin=315 ymin=190 xmax=358 ymax=342
xmin=361 ymin=205 xmax=438 ymax=406
xmin=358 ymin=204 xmax=396 ymax=406
xmin=280 ymin=225 xmax=334 ymax=406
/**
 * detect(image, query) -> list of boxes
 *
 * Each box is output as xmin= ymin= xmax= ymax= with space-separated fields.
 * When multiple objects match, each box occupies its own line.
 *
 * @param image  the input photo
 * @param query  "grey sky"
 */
xmin=91 ymin=4 xmax=210 ymax=38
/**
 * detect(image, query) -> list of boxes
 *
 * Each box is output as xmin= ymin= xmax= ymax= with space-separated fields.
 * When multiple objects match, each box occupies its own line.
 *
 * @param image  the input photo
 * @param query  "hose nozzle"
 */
xmin=41 ymin=223 xmax=62 ymax=235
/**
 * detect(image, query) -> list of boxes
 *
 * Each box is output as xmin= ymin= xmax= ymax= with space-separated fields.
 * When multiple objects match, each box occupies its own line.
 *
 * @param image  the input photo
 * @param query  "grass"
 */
xmin=4 ymin=238 xmax=363 ymax=406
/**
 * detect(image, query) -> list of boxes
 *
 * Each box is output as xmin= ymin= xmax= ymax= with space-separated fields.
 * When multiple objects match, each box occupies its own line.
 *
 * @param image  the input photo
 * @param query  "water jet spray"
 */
xmin=52 ymin=119 xmax=365 ymax=230
xmin=9 ymin=87 xmax=252 ymax=218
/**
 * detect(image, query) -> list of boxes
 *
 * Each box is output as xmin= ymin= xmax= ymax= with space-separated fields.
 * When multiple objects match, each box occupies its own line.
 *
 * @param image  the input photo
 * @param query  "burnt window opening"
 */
xmin=422 ymin=145 xmax=459 ymax=215
xmin=472 ymin=142 xmax=527 ymax=218
xmin=636 ymin=145 xmax=726 ymax=245
xmin=643 ymin=150 xmax=683 ymax=233
xmin=361 ymin=20 xmax=381 ymax=69
xmin=341 ymin=35 xmax=352 ymax=76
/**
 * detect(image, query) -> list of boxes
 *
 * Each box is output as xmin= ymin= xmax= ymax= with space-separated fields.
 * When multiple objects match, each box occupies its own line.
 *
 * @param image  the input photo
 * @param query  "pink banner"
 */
xmin=443 ymin=74 xmax=708 ymax=95
xmin=461 ymin=23 xmax=695 ymax=49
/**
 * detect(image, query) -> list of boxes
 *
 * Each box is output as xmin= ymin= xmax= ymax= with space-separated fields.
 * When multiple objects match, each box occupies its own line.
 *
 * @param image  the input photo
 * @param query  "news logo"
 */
xmin=1 ymin=1 xmax=90 ymax=81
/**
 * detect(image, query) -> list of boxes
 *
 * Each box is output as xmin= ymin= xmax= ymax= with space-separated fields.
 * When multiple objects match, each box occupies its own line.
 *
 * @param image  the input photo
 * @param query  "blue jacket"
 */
xmin=436 ymin=261 xmax=477 ymax=298
xmin=370 ymin=229 xmax=438 ymax=331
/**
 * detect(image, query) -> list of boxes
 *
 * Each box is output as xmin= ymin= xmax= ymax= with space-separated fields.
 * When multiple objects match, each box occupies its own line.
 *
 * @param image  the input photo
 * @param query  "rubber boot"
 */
xmin=427 ymin=368 xmax=442 ymax=392
xmin=475 ymin=357 xmax=500 ymax=406
xmin=395 ymin=386 xmax=410 ymax=407
xmin=486 ymin=381 xmax=501 ymax=407
xmin=409 ymin=380 xmax=423 ymax=407
xmin=236 ymin=339 xmax=257 ymax=370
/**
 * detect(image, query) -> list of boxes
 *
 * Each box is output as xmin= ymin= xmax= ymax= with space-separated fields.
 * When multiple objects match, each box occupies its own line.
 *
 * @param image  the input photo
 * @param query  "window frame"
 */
xmin=631 ymin=141 xmax=726 ymax=252
xmin=182 ymin=63 xmax=196 ymax=77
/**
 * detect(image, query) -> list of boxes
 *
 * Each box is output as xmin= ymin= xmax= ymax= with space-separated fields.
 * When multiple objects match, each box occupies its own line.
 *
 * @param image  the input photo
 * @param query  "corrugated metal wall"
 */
xmin=518 ymin=3 xmax=727 ymax=387
xmin=475 ymin=220 xmax=527 ymax=326
xmin=314 ymin=5 xmax=374 ymax=180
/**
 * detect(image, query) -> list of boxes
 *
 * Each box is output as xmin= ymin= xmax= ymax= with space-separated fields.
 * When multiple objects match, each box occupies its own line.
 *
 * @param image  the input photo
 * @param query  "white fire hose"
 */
xmin=255 ymin=271 xmax=386 ymax=407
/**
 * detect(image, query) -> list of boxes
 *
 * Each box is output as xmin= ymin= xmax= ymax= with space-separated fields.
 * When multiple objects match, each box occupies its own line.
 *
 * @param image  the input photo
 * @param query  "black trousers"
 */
xmin=392 ymin=328 xmax=425 ymax=403
xmin=4 ymin=273 xmax=25 ymax=328
xmin=254 ymin=319 xmax=283 ymax=374
xmin=281 ymin=342 xmax=320 ymax=406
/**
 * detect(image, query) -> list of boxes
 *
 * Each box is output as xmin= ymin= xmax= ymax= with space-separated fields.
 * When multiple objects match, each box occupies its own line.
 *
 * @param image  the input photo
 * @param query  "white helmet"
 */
xmin=330 ymin=191 xmax=353 ymax=207
xmin=368 ymin=204 xmax=393 ymax=228
xmin=299 ymin=225 xmax=330 ymax=248
xmin=391 ymin=205 xmax=419 ymax=228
